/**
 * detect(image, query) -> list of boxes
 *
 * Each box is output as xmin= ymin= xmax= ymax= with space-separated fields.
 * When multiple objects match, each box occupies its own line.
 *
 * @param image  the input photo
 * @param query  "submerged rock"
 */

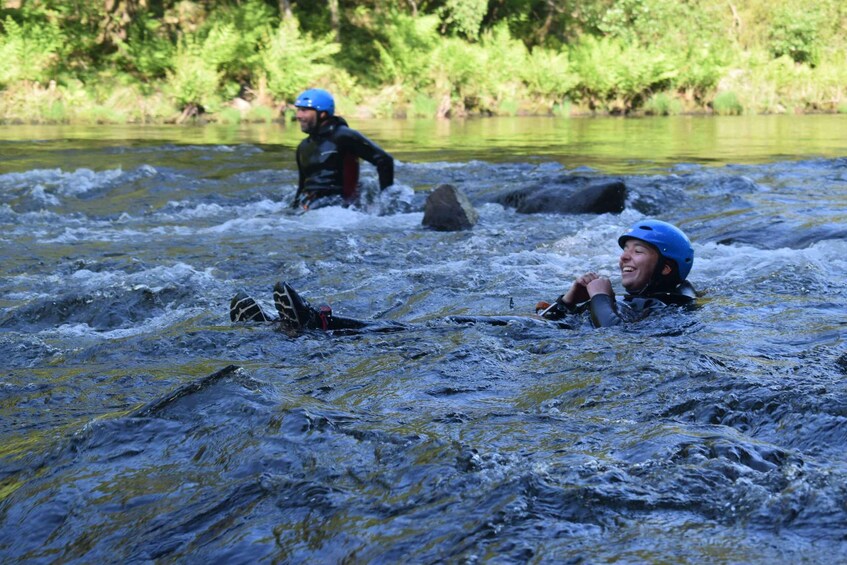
xmin=836 ymin=353 xmax=847 ymax=375
xmin=422 ymin=184 xmax=479 ymax=231
xmin=494 ymin=177 xmax=627 ymax=214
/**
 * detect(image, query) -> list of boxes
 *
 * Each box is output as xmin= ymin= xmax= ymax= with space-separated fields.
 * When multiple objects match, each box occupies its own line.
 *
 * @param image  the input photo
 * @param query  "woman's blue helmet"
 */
xmin=618 ymin=219 xmax=694 ymax=282
xmin=294 ymin=88 xmax=334 ymax=116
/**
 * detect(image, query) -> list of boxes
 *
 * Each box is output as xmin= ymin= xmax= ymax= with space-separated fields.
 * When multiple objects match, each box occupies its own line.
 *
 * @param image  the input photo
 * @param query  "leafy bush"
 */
xmin=674 ymin=44 xmax=730 ymax=98
xmin=571 ymin=36 xmax=676 ymax=111
xmin=0 ymin=16 xmax=63 ymax=86
xmin=373 ymin=11 xmax=440 ymax=89
xmin=598 ymin=0 xmax=724 ymax=50
xmin=165 ymin=5 xmax=273 ymax=112
xmin=439 ymin=0 xmax=488 ymax=39
xmin=166 ymin=35 xmax=222 ymax=111
xmin=522 ymin=48 xmax=579 ymax=99
xmin=411 ymin=93 xmax=438 ymax=117
xmin=497 ymin=98 xmax=519 ymax=116
xmin=713 ymin=91 xmax=743 ymax=115
xmin=768 ymin=3 xmax=823 ymax=66
xmin=594 ymin=0 xmax=729 ymax=102
xmin=217 ymin=106 xmax=242 ymax=124
xmin=598 ymin=0 xmax=663 ymax=44
xmin=471 ymin=25 xmax=528 ymax=111
xmin=644 ymin=92 xmax=682 ymax=115
xmin=429 ymin=38 xmax=486 ymax=114
xmin=202 ymin=0 xmax=276 ymax=85
xmin=114 ymin=13 xmax=175 ymax=79
xmin=259 ymin=17 xmax=340 ymax=103
xmin=372 ymin=12 xmax=527 ymax=114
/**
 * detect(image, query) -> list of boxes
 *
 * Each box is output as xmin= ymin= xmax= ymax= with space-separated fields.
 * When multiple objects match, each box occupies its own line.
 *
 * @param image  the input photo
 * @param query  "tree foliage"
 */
xmin=0 ymin=15 xmax=63 ymax=86
xmin=767 ymin=2 xmax=824 ymax=66
xmin=259 ymin=17 xmax=341 ymax=102
xmin=0 ymin=0 xmax=845 ymax=119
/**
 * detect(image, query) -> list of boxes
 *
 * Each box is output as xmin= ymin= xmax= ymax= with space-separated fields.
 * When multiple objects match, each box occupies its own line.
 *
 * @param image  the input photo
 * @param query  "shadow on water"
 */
xmin=1 ymin=116 xmax=847 ymax=562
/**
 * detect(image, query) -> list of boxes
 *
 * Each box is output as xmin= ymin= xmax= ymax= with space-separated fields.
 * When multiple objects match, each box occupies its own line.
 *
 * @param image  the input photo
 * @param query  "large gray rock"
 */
xmin=494 ymin=177 xmax=626 ymax=214
xmin=422 ymin=184 xmax=479 ymax=231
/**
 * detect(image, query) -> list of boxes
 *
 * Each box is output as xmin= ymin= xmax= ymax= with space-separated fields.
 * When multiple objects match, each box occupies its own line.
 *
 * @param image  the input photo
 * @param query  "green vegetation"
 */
xmin=645 ymin=92 xmax=682 ymax=116
xmin=0 ymin=0 xmax=845 ymax=123
xmin=713 ymin=91 xmax=744 ymax=115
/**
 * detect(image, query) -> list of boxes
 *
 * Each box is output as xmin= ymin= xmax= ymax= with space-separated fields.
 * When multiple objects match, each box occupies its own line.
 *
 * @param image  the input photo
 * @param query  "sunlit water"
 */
xmin=1 ymin=116 xmax=846 ymax=563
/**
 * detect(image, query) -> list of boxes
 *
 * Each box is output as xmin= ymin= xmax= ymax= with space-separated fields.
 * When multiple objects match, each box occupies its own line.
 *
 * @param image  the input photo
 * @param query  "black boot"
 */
xmin=230 ymin=291 xmax=273 ymax=322
xmin=273 ymin=281 xmax=330 ymax=330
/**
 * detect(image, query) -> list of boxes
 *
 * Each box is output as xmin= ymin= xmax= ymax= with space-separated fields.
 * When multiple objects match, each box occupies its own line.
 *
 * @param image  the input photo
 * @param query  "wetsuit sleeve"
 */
xmin=591 ymin=296 xmax=675 ymax=327
xmin=336 ymin=128 xmax=394 ymax=189
xmin=588 ymin=294 xmax=623 ymax=327
xmin=292 ymin=146 xmax=306 ymax=208
xmin=539 ymin=295 xmax=587 ymax=320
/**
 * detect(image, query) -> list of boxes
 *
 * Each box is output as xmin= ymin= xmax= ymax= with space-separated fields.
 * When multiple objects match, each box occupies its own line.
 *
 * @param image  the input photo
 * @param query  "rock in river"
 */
xmin=493 ymin=176 xmax=627 ymax=214
xmin=422 ymin=183 xmax=479 ymax=231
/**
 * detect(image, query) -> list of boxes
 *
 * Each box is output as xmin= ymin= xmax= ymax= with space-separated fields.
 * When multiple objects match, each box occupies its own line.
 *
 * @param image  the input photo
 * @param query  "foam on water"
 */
xmin=45 ymin=305 xmax=207 ymax=341
xmin=0 ymin=167 xmax=124 ymax=197
xmin=43 ymin=225 xmax=148 ymax=243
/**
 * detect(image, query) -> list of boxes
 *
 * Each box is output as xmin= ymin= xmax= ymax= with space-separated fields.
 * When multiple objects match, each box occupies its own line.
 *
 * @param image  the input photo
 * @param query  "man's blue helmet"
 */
xmin=618 ymin=219 xmax=694 ymax=282
xmin=294 ymin=88 xmax=334 ymax=116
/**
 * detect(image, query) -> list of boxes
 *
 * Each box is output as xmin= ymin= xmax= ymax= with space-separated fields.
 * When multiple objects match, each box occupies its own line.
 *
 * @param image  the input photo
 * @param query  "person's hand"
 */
xmin=562 ymin=272 xmax=601 ymax=306
xmin=586 ymin=276 xmax=613 ymax=298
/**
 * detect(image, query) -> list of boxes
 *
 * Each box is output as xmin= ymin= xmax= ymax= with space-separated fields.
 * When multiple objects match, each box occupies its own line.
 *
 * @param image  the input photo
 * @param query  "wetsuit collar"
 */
xmin=309 ymin=115 xmax=348 ymax=138
xmin=624 ymin=280 xmax=696 ymax=305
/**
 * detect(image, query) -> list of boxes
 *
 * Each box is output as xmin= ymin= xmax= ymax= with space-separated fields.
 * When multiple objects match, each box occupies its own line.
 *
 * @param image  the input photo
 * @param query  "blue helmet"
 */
xmin=294 ymin=88 xmax=334 ymax=116
xmin=618 ymin=219 xmax=694 ymax=282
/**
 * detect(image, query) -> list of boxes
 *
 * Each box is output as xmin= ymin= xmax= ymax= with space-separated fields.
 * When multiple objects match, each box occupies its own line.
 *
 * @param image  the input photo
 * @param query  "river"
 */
xmin=1 ymin=115 xmax=846 ymax=563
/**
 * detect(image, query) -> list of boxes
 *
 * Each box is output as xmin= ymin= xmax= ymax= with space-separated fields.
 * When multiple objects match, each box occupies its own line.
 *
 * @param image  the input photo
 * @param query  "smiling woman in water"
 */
xmin=231 ymin=219 xmax=696 ymax=331
xmin=537 ymin=219 xmax=696 ymax=327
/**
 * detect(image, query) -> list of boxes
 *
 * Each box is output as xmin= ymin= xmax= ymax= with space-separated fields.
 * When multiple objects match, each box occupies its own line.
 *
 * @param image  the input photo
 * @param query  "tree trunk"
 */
xmin=328 ymin=0 xmax=340 ymax=41
xmin=727 ymin=1 xmax=742 ymax=39
xmin=101 ymin=0 xmax=148 ymax=43
xmin=278 ymin=0 xmax=292 ymax=20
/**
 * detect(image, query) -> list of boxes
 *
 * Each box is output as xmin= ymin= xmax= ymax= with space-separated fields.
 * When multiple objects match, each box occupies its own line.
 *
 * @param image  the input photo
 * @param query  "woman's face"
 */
xmin=619 ymin=239 xmax=660 ymax=292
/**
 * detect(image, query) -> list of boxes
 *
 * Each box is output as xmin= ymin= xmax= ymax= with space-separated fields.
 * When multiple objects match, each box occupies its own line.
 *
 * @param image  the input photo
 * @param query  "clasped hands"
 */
xmin=561 ymin=272 xmax=613 ymax=306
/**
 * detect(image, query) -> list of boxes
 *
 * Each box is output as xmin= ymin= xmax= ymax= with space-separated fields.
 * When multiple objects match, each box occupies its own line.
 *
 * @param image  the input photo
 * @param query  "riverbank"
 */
xmin=2 ymin=79 xmax=846 ymax=127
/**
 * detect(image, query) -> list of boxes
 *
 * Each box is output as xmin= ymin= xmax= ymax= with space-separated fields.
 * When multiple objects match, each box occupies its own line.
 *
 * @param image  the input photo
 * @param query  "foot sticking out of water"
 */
xmin=273 ymin=281 xmax=332 ymax=330
xmin=230 ymin=291 xmax=273 ymax=322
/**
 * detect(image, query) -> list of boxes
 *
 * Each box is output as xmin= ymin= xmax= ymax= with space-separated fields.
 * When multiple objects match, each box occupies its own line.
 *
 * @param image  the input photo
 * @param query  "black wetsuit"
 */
xmin=541 ymin=281 xmax=697 ymax=328
xmin=293 ymin=116 xmax=394 ymax=208
xmin=232 ymin=282 xmax=696 ymax=333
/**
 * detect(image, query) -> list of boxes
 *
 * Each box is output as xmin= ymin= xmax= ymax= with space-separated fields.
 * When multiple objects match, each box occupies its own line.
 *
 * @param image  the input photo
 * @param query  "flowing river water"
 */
xmin=1 ymin=115 xmax=846 ymax=563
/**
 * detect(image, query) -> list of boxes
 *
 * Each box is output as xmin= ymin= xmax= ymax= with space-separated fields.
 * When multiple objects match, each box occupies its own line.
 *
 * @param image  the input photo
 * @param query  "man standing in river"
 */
xmin=291 ymin=88 xmax=395 ymax=210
